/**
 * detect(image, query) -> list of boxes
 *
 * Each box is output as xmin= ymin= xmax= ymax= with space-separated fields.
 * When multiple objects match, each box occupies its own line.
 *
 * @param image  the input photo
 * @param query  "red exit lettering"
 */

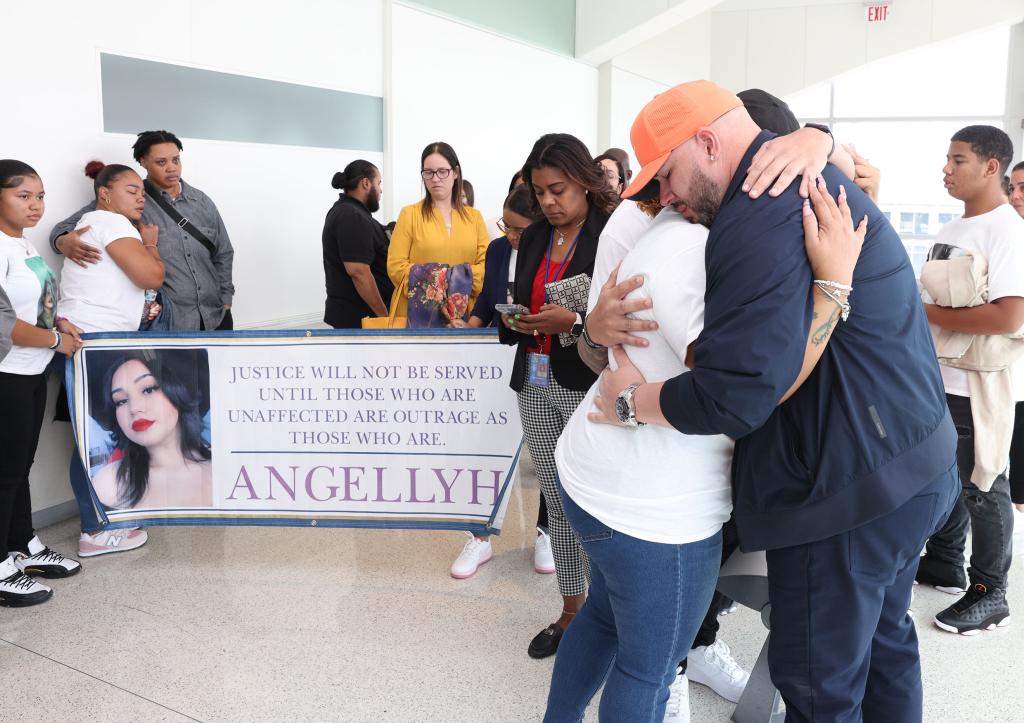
xmin=867 ymin=5 xmax=890 ymax=22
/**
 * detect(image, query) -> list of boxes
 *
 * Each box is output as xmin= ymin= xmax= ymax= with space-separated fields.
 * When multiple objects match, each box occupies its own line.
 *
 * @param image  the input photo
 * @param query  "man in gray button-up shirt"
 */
xmin=50 ymin=130 xmax=235 ymax=331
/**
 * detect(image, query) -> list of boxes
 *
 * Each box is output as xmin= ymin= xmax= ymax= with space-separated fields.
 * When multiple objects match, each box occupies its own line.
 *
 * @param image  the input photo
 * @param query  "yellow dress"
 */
xmin=386 ymin=201 xmax=490 ymax=319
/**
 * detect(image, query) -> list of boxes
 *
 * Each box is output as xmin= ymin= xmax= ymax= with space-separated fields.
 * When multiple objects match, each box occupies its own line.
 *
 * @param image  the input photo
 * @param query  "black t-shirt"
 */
xmin=322 ymin=194 xmax=394 ymax=328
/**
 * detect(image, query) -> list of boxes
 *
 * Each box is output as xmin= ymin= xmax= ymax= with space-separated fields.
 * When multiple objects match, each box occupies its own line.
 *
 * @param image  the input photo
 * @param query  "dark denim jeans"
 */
xmin=544 ymin=481 xmax=721 ymax=723
xmin=69 ymin=447 xmax=105 ymax=533
xmin=925 ymin=393 xmax=1016 ymax=589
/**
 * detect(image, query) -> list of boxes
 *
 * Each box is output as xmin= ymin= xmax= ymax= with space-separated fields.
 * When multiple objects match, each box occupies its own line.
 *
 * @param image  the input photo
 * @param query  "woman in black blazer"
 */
xmin=497 ymin=133 xmax=619 ymax=659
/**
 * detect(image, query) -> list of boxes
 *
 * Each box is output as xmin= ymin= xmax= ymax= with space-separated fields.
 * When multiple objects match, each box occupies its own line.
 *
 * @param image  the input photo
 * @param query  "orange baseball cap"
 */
xmin=622 ymin=80 xmax=743 ymax=199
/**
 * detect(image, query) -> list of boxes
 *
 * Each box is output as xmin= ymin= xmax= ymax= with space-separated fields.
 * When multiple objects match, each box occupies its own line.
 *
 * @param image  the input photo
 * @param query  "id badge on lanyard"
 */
xmin=527 ymin=352 xmax=551 ymax=387
xmin=527 ymin=228 xmax=579 ymax=388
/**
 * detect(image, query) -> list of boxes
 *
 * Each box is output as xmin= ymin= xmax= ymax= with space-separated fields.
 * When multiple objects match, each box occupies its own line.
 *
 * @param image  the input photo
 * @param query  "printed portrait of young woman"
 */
xmin=86 ymin=348 xmax=212 ymax=510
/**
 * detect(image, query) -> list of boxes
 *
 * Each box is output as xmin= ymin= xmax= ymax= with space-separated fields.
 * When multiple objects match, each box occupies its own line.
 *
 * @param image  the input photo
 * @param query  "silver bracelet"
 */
xmin=813 ymin=279 xmax=853 ymax=292
xmin=48 ymin=329 xmax=61 ymax=350
xmin=814 ymin=282 xmax=851 ymax=322
xmin=581 ymin=324 xmax=603 ymax=350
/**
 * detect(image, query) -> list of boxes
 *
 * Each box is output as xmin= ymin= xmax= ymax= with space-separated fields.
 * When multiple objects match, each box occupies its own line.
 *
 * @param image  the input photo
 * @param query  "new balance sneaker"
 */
xmin=78 ymin=528 xmax=148 ymax=557
xmin=13 ymin=536 xmax=81 ymax=578
xmin=934 ymin=583 xmax=1011 ymax=636
xmin=665 ymin=668 xmax=691 ymax=723
xmin=450 ymin=533 xmax=492 ymax=579
xmin=0 ymin=554 xmax=52 ymax=607
xmin=686 ymin=639 xmax=750 ymax=704
xmin=914 ymin=555 xmax=967 ymax=595
xmin=534 ymin=528 xmax=555 ymax=574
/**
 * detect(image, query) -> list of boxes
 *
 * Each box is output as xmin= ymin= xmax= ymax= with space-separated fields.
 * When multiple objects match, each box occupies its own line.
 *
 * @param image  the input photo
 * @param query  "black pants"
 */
xmin=679 ymin=515 xmax=740 ymax=670
xmin=1010 ymin=401 xmax=1024 ymax=504
xmin=199 ymin=309 xmax=233 ymax=331
xmin=0 ymin=371 xmax=47 ymax=559
xmin=924 ymin=393 xmax=1016 ymax=590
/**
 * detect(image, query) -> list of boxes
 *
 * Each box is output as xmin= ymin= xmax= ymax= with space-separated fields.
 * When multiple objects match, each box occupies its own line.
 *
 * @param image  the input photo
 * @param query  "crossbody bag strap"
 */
xmin=143 ymin=179 xmax=217 ymax=258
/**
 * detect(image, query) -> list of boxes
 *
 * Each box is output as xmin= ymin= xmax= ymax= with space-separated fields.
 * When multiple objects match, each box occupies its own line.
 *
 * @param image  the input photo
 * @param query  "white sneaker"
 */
xmin=13 ymin=536 xmax=81 ymax=578
xmin=0 ymin=554 xmax=52 ymax=607
xmin=665 ymin=668 xmax=690 ymax=723
xmin=534 ymin=527 xmax=555 ymax=574
xmin=686 ymin=639 xmax=750 ymax=704
xmin=79 ymin=528 xmax=148 ymax=557
xmin=450 ymin=533 xmax=492 ymax=579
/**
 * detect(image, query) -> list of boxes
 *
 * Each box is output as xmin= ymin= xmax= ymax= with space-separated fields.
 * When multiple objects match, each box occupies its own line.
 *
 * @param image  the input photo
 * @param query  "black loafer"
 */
xmin=528 ymin=623 xmax=564 ymax=659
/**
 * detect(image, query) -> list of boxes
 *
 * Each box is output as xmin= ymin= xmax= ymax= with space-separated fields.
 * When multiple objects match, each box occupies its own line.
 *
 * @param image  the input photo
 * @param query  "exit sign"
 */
xmin=866 ymin=3 xmax=891 ymax=22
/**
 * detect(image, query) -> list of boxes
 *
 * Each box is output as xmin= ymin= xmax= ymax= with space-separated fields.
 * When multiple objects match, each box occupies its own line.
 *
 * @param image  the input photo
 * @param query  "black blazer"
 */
xmin=498 ymin=204 xmax=609 ymax=392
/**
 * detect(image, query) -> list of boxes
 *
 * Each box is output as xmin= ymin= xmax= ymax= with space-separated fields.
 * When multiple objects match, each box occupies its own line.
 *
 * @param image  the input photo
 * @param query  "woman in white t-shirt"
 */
xmin=544 ymin=181 xmax=867 ymax=721
xmin=0 ymin=160 xmax=83 ymax=607
xmin=57 ymin=162 xmax=165 ymax=558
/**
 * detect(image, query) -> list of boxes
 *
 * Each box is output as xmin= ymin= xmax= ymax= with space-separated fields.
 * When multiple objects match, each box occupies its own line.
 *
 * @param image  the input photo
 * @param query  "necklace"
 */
xmin=555 ymin=217 xmax=585 ymax=247
xmin=11 ymin=235 xmax=32 ymax=256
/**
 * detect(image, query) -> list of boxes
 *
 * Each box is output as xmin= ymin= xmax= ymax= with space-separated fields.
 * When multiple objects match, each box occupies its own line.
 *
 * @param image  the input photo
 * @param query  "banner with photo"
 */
xmin=66 ymin=329 xmax=524 ymax=535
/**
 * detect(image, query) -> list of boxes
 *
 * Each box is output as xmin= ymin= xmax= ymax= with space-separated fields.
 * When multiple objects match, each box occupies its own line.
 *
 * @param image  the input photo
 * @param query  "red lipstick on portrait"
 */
xmin=131 ymin=419 xmax=155 ymax=432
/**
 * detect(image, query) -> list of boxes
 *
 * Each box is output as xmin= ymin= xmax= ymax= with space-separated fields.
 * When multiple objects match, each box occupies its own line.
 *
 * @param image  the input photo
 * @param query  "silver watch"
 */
xmin=615 ymin=383 xmax=645 ymax=428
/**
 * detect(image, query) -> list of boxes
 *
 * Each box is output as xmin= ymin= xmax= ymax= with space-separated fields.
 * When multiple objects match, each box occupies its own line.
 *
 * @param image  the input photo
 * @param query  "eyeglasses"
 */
xmin=496 ymin=219 xmax=529 ymax=237
xmin=421 ymin=168 xmax=453 ymax=180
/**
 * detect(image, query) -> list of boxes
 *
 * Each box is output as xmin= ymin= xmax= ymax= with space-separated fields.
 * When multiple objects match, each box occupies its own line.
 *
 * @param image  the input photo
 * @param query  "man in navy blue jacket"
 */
xmin=587 ymin=81 xmax=959 ymax=721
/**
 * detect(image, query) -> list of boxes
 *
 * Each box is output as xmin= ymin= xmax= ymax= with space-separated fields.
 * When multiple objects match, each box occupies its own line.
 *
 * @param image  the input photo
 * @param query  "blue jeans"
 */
xmin=69 ymin=447 xmax=105 ymax=533
xmin=544 ymin=482 xmax=722 ymax=723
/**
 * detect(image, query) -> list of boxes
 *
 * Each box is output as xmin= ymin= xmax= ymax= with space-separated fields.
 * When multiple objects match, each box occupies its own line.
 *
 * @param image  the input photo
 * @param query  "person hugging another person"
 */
xmin=56 ymin=161 xmax=164 ymax=558
xmin=387 ymin=142 xmax=489 ymax=328
xmin=51 ymin=130 xmax=235 ymax=331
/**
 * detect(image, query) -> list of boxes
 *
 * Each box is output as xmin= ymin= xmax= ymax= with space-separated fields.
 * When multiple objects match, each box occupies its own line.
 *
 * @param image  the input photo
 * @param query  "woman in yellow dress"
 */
xmin=387 ymin=142 xmax=489 ymax=325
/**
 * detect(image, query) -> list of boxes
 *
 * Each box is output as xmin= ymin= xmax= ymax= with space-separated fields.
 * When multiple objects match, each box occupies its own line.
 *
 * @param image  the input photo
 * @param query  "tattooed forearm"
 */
xmin=812 ymin=307 xmax=842 ymax=346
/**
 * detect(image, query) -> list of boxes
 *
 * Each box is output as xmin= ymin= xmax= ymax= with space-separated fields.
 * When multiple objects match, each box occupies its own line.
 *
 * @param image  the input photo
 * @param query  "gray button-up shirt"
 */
xmin=50 ymin=179 xmax=235 ymax=330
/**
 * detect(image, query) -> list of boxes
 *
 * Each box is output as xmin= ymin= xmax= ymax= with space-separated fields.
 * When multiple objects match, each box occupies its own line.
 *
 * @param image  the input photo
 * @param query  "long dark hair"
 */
xmin=521 ymin=134 xmax=620 ymax=217
xmin=97 ymin=350 xmax=211 ymax=507
xmin=420 ymin=141 xmax=469 ymax=222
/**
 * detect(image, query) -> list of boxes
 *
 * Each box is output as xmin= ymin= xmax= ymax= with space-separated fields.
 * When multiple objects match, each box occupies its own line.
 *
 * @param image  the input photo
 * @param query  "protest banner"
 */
xmin=67 ymin=329 xmax=523 ymax=535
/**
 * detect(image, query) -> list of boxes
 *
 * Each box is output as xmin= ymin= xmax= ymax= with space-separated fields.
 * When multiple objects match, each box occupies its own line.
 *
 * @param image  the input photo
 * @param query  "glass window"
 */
xmin=914 ymin=213 xmax=930 ymax=235
xmin=899 ymin=212 xmax=914 ymax=233
xmin=938 ymin=213 xmax=958 ymax=226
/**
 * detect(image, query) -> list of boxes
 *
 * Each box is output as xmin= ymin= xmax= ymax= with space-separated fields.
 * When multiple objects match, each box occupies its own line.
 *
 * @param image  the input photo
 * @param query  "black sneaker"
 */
xmin=528 ymin=623 xmax=564 ymax=659
xmin=934 ymin=583 xmax=1011 ymax=635
xmin=915 ymin=555 xmax=967 ymax=595
xmin=0 ymin=554 xmax=53 ymax=607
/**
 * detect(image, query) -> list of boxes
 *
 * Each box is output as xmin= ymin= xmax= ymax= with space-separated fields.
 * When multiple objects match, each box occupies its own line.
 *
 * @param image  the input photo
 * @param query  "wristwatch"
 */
xmin=571 ymin=313 xmax=584 ymax=338
xmin=615 ymin=382 xmax=646 ymax=428
xmin=803 ymin=122 xmax=835 ymax=160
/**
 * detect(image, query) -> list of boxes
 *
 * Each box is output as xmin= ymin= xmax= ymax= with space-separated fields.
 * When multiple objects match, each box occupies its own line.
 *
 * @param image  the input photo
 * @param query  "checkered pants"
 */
xmin=518 ymin=377 xmax=590 ymax=596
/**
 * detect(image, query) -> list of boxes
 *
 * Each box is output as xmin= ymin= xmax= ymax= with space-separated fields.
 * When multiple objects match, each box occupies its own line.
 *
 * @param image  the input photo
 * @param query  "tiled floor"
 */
xmin=3 ymin=469 xmax=1022 ymax=722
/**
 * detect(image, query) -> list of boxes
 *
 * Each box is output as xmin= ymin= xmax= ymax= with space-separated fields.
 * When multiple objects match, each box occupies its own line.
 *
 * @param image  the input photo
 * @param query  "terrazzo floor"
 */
xmin=2 ymin=458 xmax=1022 ymax=722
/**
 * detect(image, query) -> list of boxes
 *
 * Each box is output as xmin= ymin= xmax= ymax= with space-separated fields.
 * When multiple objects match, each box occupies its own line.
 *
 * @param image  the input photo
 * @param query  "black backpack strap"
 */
xmin=143 ymin=179 xmax=217 ymax=257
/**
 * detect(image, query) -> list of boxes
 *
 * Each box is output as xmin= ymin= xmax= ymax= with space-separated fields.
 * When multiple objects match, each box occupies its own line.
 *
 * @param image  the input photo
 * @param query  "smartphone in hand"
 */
xmin=495 ymin=303 xmax=530 ymax=315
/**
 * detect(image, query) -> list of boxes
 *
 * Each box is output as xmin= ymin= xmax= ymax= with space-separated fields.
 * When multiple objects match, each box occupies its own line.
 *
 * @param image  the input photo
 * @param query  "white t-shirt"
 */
xmin=928 ymin=204 xmax=1024 ymax=399
xmin=57 ymin=210 xmax=146 ymax=333
xmin=0 ymin=232 xmax=57 ymax=375
xmin=556 ymin=209 xmax=734 ymax=544
xmin=586 ymin=200 xmax=656 ymax=313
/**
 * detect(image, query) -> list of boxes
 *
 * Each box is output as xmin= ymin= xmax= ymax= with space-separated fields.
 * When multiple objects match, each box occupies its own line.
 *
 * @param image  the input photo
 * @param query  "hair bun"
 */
xmin=331 ymin=171 xmax=346 ymax=189
xmin=84 ymin=160 xmax=106 ymax=180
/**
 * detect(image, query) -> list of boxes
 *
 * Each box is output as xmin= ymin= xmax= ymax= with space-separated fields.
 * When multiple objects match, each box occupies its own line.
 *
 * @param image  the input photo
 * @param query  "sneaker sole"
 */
xmin=450 ymin=551 xmax=493 ymax=579
xmin=21 ymin=564 xmax=82 ymax=579
xmin=933 ymin=615 xmax=1011 ymax=636
xmin=534 ymin=563 xmax=556 ymax=574
xmin=0 ymin=589 xmax=53 ymax=607
xmin=933 ymin=585 xmax=967 ymax=595
xmin=78 ymin=539 xmax=148 ymax=557
xmin=686 ymin=672 xmax=745 ymax=704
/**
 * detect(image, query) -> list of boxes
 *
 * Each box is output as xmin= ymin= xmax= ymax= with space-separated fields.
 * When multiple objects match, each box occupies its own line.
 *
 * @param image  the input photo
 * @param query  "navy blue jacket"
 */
xmin=660 ymin=131 xmax=956 ymax=552
xmin=470 ymin=236 xmax=514 ymax=327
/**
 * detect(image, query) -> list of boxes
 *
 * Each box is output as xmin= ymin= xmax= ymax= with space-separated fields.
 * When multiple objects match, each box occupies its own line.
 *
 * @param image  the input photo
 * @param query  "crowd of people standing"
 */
xmin=2 ymin=77 xmax=1023 ymax=723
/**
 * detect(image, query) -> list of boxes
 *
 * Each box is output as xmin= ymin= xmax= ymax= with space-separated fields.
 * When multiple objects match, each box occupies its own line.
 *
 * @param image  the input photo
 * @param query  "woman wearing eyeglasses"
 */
xmin=386 ymin=142 xmax=489 ymax=326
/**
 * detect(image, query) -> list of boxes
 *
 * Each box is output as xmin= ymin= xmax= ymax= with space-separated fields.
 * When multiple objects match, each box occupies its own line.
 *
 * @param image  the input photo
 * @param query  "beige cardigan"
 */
xmin=921 ymin=254 xmax=1024 ymax=490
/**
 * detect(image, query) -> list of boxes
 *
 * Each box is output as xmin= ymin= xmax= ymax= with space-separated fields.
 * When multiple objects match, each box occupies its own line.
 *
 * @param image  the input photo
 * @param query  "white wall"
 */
xmin=709 ymin=0 xmax=1024 ymax=97
xmin=389 ymin=4 xmax=599 ymax=223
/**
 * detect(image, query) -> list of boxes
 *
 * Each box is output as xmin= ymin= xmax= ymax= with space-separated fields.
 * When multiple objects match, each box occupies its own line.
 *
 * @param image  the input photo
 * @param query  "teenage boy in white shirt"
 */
xmin=917 ymin=126 xmax=1024 ymax=635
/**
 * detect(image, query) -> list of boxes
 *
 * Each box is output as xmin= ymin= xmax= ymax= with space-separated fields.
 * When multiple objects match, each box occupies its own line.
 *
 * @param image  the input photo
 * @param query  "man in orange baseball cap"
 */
xmin=584 ymin=79 xmax=959 ymax=722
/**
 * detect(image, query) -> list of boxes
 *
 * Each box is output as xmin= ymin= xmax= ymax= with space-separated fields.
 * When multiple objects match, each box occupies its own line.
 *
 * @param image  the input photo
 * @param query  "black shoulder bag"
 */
xmin=143 ymin=180 xmax=217 ymax=257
